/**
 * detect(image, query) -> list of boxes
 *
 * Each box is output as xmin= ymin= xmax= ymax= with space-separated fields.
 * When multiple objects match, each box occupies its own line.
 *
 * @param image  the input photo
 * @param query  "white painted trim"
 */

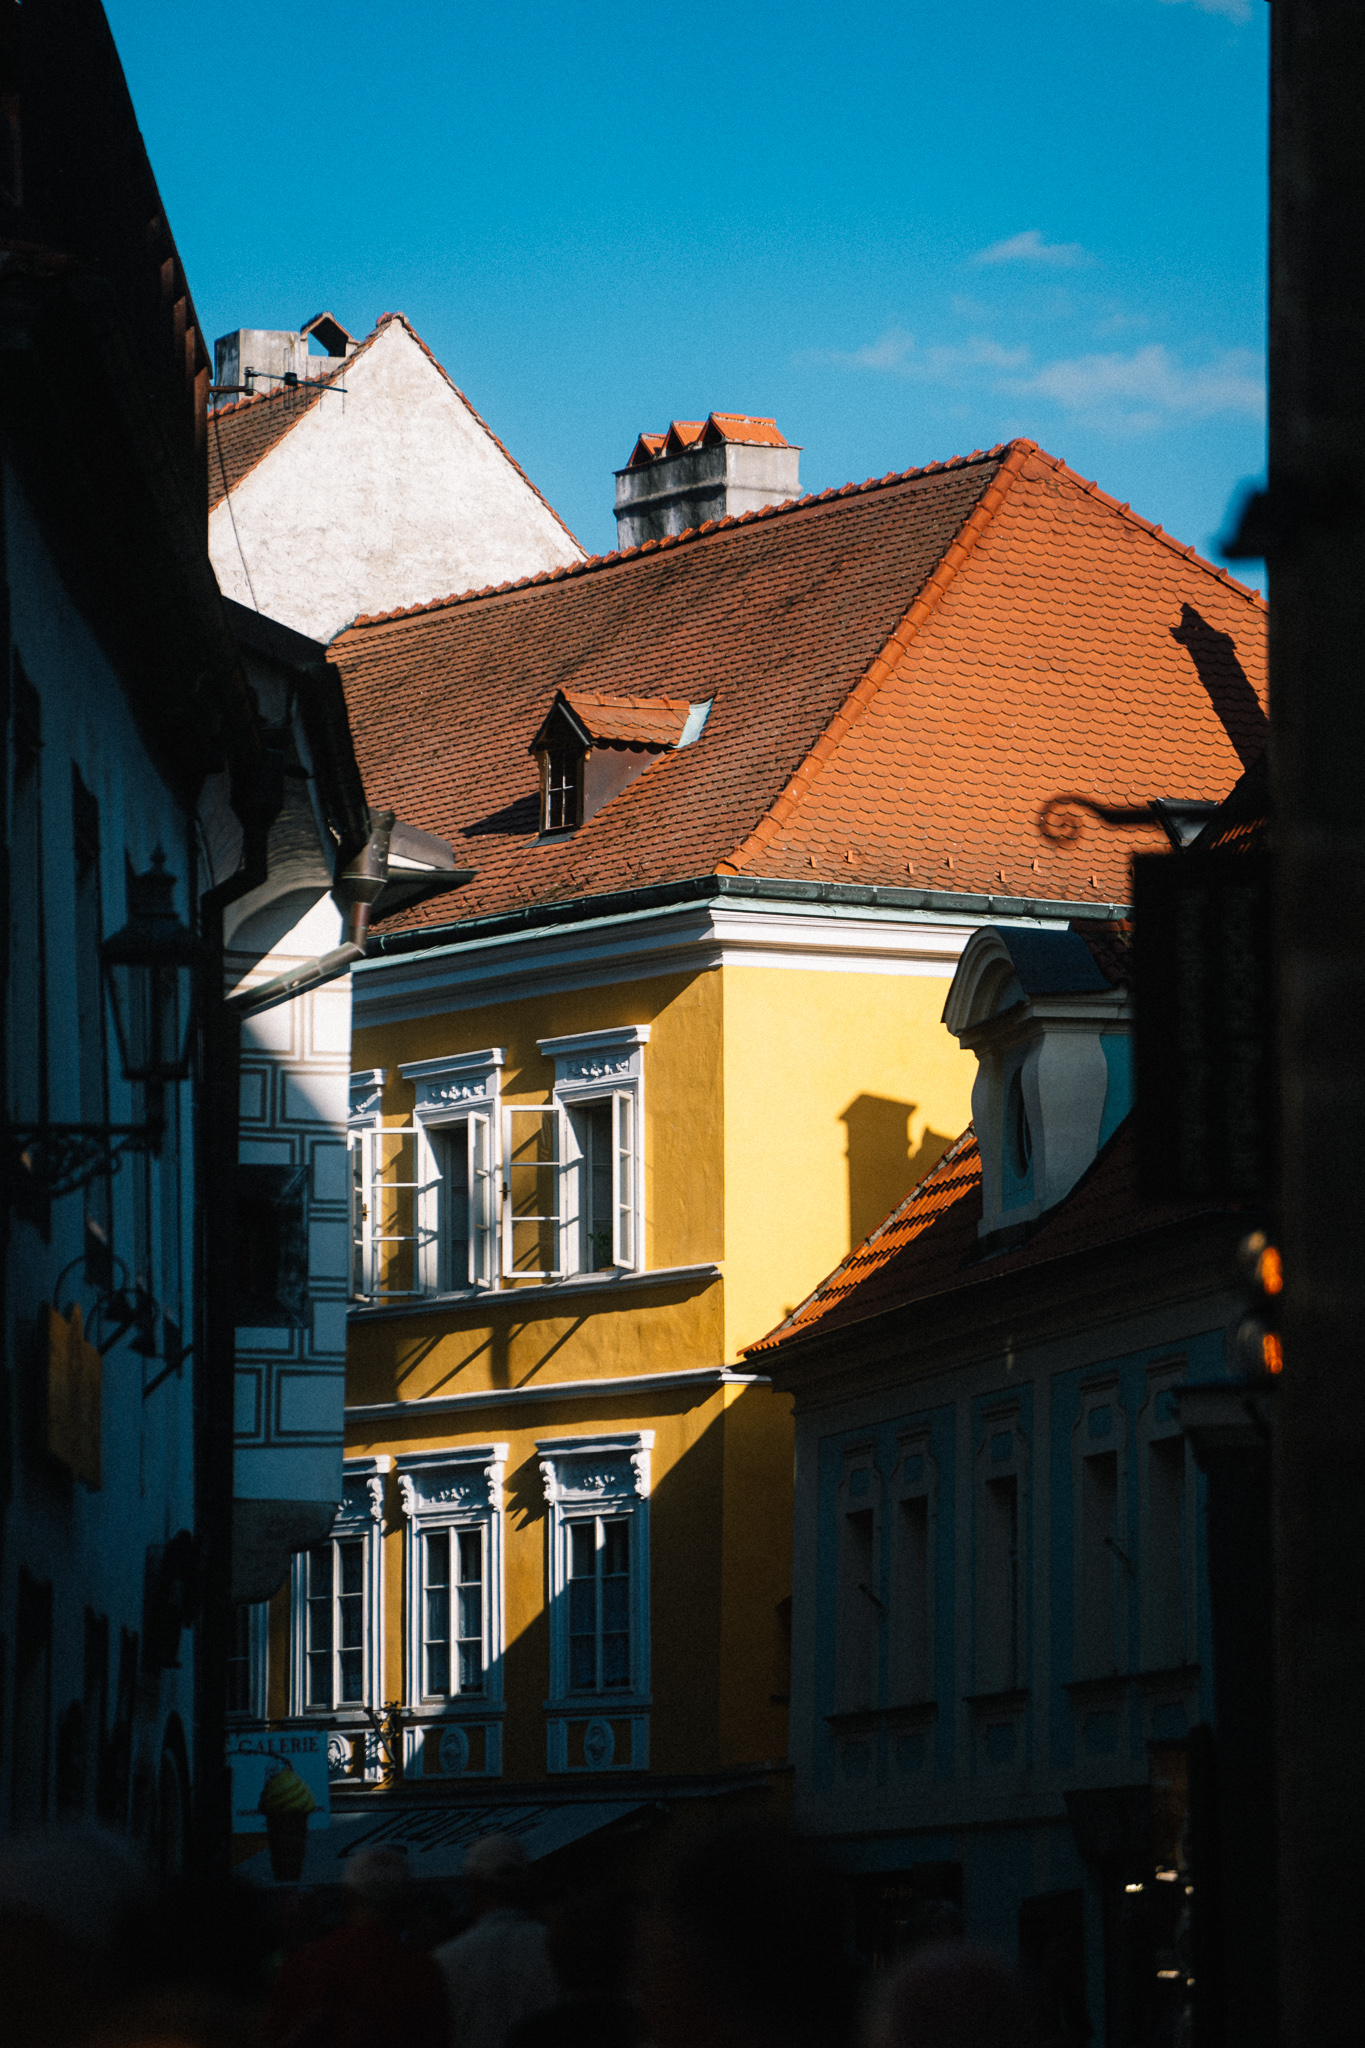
xmin=353 ymin=900 xmax=1031 ymax=1024
xmin=394 ymin=1444 xmax=508 ymax=1776
xmin=227 ymin=1602 xmax=271 ymax=1723
xmin=537 ymin=1432 xmax=653 ymax=1733
xmin=536 ymin=1029 xmax=647 ymax=1276
xmin=347 ymin=1259 xmax=721 ymax=1320
xmin=537 ymin=1025 xmax=651 ymax=1059
xmin=350 ymin=1069 xmax=386 ymax=1125
xmin=345 ymin=1363 xmax=764 ymax=1420
xmin=289 ymin=1455 xmax=389 ymax=1735
xmin=400 ymin=1047 xmax=505 ymax=1115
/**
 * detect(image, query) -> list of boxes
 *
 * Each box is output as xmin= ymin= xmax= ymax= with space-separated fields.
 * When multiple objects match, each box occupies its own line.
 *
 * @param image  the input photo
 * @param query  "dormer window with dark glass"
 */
xmin=529 ymin=688 xmax=712 ymax=836
xmin=543 ymin=733 xmax=583 ymax=833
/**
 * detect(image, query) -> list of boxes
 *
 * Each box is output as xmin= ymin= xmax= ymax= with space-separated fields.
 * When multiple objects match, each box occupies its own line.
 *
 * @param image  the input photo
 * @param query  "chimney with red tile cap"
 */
xmin=614 ymin=412 xmax=801 ymax=547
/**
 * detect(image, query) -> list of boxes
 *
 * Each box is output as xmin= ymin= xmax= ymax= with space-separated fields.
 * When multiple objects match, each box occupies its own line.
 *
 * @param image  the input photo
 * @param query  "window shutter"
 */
xmin=415 ymin=1127 xmax=443 ymax=1295
xmin=612 ymin=1090 xmax=637 ymax=1268
xmin=502 ymin=1106 xmax=562 ymax=1278
xmin=468 ymin=1111 xmax=495 ymax=1286
xmin=350 ymin=1128 xmax=373 ymax=1298
xmin=349 ymin=1125 xmax=423 ymax=1299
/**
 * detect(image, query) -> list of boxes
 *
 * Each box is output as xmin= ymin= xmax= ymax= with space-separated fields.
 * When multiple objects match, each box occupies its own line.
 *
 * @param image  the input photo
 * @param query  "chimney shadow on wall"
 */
xmin=840 ymin=1096 xmax=955 ymax=1252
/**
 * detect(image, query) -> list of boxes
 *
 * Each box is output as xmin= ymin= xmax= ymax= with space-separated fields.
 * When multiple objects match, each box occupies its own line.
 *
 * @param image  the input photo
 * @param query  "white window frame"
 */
xmin=974 ymin=1409 xmax=1030 ymax=1696
xmin=396 ymin=1445 xmax=508 ymax=1725
xmin=1138 ymin=1363 xmax=1194 ymax=1672
xmin=400 ymin=1051 xmax=502 ymax=1294
xmin=890 ymin=1432 xmax=938 ymax=1708
xmin=833 ymin=1446 xmax=883 ymax=1714
xmin=350 ymin=1055 xmax=502 ymax=1300
xmin=538 ymin=1432 xmax=653 ymax=1708
xmin=350 ymin=1070 xmax=385 ymax=1299
xmin=290 ymin=1456 xmax=388 ymax=1723
xmin=1071 ymin=1378 xmax=1130 ymax=1682
xmin=526 ymin=1026 xmax=649 ymax=1282
xmin=226 ymin=1602 xmax=269 ymax=1723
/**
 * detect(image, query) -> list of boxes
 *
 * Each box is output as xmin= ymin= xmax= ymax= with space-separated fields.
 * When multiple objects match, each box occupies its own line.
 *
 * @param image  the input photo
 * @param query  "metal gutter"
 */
xmin=363 ymin=872 xmax=1129 ymax=965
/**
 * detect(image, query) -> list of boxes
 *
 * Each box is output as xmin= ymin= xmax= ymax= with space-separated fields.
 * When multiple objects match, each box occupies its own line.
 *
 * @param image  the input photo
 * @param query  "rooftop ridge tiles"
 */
xmin=338 ymin=443 xmax=1018 ymax=635
xmin=716 ymin=440 xmax=1034 ymax=877
xmin=1027 ymin=446 xmax=1267 ymax=610
xmin=563 ymin=687 xmax=693 ymax=711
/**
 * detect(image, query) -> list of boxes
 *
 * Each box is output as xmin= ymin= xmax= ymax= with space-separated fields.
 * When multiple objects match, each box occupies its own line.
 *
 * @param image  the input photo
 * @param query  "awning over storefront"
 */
xmin=241 ymin=1797 xmax=649 ymax=1885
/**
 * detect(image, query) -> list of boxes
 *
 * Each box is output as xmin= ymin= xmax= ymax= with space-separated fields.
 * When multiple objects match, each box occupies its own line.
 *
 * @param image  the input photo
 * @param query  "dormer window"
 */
xmin=530 ymin=688 xmax=712 ymax=836
xmin=1004 ymin=1067 xmax=1034 ymax=1205
xmin=943 ymin=926 xmax=1131 ymax=1238
xmin=543 ymin=733 xmax=583 ymax=832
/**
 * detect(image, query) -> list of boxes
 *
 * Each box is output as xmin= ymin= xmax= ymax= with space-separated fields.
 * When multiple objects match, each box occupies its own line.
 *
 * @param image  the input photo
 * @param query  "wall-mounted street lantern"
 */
xmin=102 ymin=849 xmax=203 ymax=1090
xmin=4 ymin=850 xmax=205 ymax=1203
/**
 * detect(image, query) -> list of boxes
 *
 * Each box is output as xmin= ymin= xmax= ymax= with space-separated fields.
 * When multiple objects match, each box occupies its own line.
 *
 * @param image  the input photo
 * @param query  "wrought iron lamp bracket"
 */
xmin=5 ymin=1118 xmax=165 ymax=1202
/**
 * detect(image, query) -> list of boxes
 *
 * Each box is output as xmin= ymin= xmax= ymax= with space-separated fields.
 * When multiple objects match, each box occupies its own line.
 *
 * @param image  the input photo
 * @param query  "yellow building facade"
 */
xmin=253 ymin=895 xmax=986 ymax=1855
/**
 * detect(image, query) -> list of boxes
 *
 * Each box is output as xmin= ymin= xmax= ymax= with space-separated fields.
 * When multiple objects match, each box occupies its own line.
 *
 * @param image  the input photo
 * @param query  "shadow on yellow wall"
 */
xmin=340 ymin=1382 xmax=792 ymax=1784
xmin=840 ymin=1095 xmax=956 ymax=1250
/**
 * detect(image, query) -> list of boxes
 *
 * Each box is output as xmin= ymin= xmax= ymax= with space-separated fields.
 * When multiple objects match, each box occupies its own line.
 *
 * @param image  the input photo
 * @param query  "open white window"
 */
xmin=351 ymin=1053 xmax=501 ymax=1300
xmin=402 ymin=1052 xmax=501 ymax=1293
xmin=290 ymin=1457 xmax=387 ymax=1720
xmin=527 ymin=1027 xmax=649 ymax=1279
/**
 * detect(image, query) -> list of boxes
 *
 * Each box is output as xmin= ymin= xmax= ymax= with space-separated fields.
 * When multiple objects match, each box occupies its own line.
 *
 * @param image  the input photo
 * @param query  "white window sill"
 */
xmin=348 ymin=1262 xmax=721 ymax=1321
xmin=406 ymin=1699 xmax=507 ymax=1722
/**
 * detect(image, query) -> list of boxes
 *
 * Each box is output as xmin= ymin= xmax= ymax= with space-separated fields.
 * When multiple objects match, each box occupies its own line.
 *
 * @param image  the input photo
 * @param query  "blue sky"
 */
xmin=107 ymin=0 xmax=1267 ymax=572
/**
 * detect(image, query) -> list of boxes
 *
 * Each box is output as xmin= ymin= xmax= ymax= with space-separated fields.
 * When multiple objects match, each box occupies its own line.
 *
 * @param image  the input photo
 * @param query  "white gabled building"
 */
xmin=208 ymin=312 xmax=584 ymax=642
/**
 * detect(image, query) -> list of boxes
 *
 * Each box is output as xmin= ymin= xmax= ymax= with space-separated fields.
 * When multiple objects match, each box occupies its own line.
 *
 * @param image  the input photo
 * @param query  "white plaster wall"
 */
xmin=209 ymin=321 xmax=582 ymax=640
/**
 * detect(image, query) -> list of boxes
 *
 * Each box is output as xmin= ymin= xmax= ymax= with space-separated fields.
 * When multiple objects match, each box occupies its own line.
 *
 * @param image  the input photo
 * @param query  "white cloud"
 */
xmin=823 ymin=331 xmax=1029 ymax=378
xmin=1005 ymin=344 xmax=1264 ymax=422
xmin=812 ymin=325 xmax=1264 ymax=434
xmin=1158 ymin=0 xmax=1252 ymax=23
xmin=971 ymin=229 xmax=1092 ymax=269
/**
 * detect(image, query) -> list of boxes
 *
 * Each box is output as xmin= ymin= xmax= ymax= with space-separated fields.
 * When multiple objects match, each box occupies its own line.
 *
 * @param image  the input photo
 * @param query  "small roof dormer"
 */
xmin=528 ymin=687 xmax=711 ymax=835
xmin=943 ymin=925 xmax=1132 ymax=1240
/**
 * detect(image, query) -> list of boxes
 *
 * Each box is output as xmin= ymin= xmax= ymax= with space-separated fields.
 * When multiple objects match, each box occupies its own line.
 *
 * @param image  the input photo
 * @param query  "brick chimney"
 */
xmin=614 ymin=414 xmax=801 ymax=548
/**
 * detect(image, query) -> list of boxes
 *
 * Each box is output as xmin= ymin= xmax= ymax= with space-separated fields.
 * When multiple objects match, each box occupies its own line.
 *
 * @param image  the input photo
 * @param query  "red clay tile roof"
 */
xmin=1076 ymin=920 xmax=1133 ymax=988
xmin=207 ymin=313 xmax=581 ymax=552
xmin=663 ymin=421 xmax=706 ymax=457
xmin=209 ymin=365 xmax=342 ymax=508
xmin=747 ymin=1118 xmax=1229 ymax=1359
xmin=558 ymin=689 xmax=693 ymax=749
xmin=627 ymin=432 xmax=669 ymax=468
xmin=701 ymin=413 xmax=790 ymax=449
xmin=626 ymin=413 xmax=791 ymax=466
xmin=327 ymin=438 xmax=1267 ymax=933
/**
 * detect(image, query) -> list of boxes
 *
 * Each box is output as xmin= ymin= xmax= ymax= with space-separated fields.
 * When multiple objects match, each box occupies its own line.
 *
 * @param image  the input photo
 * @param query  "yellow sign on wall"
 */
xmin=44 ymin=1302 xmax=102 ymax=1488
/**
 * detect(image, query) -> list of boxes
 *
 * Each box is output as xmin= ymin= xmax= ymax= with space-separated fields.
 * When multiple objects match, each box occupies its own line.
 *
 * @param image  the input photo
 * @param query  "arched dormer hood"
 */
xmin=944 ymin=925 xmax=1132 ymax=1239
